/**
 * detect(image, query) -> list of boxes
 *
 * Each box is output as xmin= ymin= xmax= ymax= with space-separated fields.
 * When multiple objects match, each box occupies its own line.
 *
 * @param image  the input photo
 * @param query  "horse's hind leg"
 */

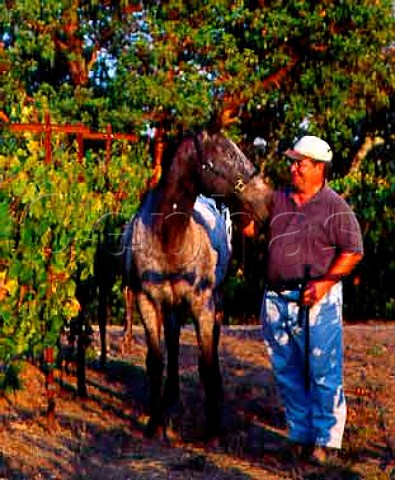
xmin=97 ymin=281 xmax=111 ymax=369
xmin=120 ymin=286 xmax=134 ymax=355
xmin=194 ymin=308 xmax=224 ymax=439
xmin=137 ymin=293 xmax=165 ymax=438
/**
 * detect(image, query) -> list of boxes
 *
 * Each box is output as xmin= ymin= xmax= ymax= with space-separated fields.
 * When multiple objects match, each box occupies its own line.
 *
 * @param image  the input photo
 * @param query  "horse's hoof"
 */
xmin=163 ymin=425 xmax=180 ymax=445
xmin=204 ymin=422 xmax=225 ymax=443
xmin=144 ymin=418 xmax=160 ymax=439
xmin=163 ymin=382 xmax=180 ymax=410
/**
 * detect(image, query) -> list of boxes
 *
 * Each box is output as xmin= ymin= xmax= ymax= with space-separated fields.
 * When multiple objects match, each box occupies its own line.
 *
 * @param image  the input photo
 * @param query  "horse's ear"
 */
xmin=207 ymin=110 xmax=222 ymax=134
xmin=208 ymin=106 xmax=240 ymax=134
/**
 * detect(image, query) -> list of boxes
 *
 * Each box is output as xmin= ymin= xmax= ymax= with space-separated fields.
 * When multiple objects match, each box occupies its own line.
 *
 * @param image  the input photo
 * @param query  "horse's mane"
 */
xmin=156 ymin=129 xmax=202 ymax=189
xmin=138 ymin=130 xmax=200 ymax=207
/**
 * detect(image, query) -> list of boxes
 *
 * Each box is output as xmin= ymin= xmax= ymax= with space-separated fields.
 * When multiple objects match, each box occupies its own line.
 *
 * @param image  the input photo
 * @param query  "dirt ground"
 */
xmin=0 ymin=322 xmax=394 ymax=480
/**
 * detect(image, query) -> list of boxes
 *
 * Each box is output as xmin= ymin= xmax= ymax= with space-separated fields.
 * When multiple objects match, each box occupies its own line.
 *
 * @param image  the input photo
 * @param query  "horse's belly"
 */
xmin=142 ymin=279 xmax=213 ymax=309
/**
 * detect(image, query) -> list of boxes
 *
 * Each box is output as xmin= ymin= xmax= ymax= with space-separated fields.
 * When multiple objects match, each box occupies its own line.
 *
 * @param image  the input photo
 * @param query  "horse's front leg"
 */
xmin=163 ymin=311 xmax=181 ymax=411
xmin=193 ymin=297 xmax=224 ymax=439
xmin=137 ymin=292 xmax=165 ymax=438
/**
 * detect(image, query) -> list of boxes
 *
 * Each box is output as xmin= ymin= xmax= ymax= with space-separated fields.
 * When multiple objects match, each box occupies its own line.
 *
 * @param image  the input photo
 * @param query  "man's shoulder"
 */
xmin=321 ymin=184 xmax=341 ymax=197
xmin=321 ymin=185 xmax=350 ymax=206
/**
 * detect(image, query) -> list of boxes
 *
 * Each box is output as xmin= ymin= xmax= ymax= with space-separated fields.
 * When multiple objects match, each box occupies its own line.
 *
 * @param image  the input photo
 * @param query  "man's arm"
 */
xmin=303 ymin=251 xmax=363 ymax=306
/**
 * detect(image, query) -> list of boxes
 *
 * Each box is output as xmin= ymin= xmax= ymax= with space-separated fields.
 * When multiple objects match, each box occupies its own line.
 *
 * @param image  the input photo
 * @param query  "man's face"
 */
xmin=289 ymin=155 xmax=324 ymax=192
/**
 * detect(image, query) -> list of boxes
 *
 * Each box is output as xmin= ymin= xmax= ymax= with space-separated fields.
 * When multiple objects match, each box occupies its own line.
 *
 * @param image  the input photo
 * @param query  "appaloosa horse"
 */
xmin=121 ymin=130 xmax=272 ymax=439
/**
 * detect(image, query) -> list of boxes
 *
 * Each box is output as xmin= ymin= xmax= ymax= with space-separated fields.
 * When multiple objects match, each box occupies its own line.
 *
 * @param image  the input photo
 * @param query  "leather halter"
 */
xmin=192 ymin=132 xmax=254 ymax=194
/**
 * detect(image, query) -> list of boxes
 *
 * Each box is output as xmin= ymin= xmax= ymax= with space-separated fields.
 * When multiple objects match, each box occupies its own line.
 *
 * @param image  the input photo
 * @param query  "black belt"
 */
xmin=268 ymin=274 xmax=342 ymax=293
xmin=267 ymin=279 xmax=303 ymax=292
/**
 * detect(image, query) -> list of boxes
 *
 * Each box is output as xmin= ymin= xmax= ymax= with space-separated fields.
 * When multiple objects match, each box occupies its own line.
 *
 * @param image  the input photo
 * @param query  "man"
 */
xmin=260 ymin=135 xmax=363 ymax=464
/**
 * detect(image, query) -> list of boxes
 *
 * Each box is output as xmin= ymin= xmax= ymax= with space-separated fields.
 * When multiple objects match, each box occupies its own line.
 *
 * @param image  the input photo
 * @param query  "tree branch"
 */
xmin=217 ymin=48 xmax=300 ymax=127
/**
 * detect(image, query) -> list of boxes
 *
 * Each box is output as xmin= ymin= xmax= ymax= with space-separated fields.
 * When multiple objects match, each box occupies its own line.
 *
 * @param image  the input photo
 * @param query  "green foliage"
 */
xmin=2 ymin=1 xmax=392 ymax=139
xmin=331 ymin=137 xmax=395 ymax=319
xmin=0 ymin=123 xmax=151 ymax=369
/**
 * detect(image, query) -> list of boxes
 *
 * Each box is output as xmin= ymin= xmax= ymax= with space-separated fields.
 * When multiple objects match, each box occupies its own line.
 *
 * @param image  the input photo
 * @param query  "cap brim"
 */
xmin=284 ymin=149 xmax=305 ymax=160
xmin=284 ymin=148 xmax=331 ymax=162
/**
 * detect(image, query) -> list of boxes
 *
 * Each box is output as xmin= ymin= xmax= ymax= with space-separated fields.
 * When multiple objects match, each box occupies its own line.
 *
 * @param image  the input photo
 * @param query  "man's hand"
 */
xmin=301 ymin=251 xmax=363 ymax=306
xmin=302 ymin=279 xmax=336 ymax=306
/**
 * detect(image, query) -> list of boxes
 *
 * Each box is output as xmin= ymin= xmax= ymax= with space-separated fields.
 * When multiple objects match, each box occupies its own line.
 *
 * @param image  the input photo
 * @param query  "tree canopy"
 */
xmin=1 ymin=1 xmax=393 ymax=153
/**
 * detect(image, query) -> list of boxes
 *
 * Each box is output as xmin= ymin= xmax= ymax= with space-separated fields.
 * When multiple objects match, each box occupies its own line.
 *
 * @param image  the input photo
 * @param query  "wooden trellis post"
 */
xmin=6 ymin=112 xmax=140 ymax=164
xmin=4 ymin=113 xmax=168 ymax=397
xmin=5 ymin=113 xmax=143 ymax=400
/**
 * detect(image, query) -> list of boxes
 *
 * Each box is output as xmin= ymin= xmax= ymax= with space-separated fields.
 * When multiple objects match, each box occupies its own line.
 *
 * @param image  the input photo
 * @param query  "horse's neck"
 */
xmin=150 ymin=177 xmax=198 ymax=250
xmin=141 ymin=135 xmax=202 ymax=249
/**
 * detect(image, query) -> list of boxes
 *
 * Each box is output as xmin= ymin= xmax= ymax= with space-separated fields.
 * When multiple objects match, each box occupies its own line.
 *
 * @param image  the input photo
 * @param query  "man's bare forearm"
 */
xmin=303 ymin=252 xmax=363 ymax=305
xmin=324 ymin=252 xmax=364 ymax=283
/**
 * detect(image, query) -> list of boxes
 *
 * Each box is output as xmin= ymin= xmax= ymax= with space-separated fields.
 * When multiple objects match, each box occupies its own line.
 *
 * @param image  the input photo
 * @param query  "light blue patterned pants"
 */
xmin=261 ymin=282 xmax=346 ymax=448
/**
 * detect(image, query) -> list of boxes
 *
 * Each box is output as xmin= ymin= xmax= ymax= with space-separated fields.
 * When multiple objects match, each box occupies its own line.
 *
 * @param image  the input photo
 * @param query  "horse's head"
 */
xmin=193 ymin=131 xmax=273 ymax=223
xmin=157 ymin=130 xmax=273 ymax=227
xmin=194 ymin=131 xmax=256 ymax=198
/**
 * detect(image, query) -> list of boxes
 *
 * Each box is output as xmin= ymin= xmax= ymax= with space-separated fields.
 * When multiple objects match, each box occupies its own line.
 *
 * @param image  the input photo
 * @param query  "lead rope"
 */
xmin=298 ymin=264 xmax=311 ymax=392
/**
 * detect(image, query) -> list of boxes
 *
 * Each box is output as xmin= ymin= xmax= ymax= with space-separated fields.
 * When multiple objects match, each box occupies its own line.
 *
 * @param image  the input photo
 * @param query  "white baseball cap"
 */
xmin=285 ymin=135 xmax=333 ymax=163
